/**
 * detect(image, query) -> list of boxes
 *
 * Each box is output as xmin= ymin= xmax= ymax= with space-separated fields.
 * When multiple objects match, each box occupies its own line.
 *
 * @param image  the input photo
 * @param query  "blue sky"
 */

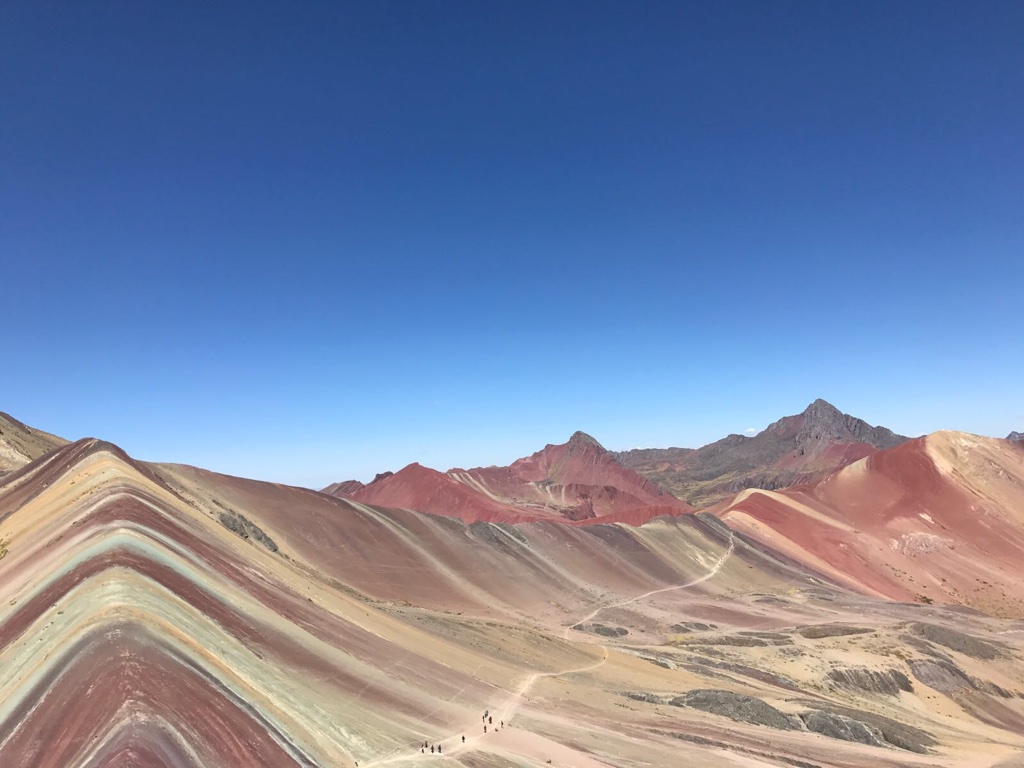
xmin=2 ymin=2 xmax=1022 ymax=487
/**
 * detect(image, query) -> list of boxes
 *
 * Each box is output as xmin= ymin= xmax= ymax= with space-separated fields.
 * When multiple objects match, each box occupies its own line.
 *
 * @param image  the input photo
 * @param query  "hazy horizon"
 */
xmin=7 ymin=395 xmax=1017 ymax=489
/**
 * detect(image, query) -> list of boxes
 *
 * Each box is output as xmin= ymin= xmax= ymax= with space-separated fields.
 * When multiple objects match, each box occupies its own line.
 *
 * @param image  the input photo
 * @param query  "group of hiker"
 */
xmin=481 ymin=709 xmax=504 ymax=734
xmin=419 ymin=740 xmax=443 ymax=754
xmin=414 ymin=708 xmax=508 ymax=756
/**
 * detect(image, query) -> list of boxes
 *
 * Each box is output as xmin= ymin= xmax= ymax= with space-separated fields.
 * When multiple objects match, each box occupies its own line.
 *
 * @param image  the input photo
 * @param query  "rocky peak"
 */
xmin=802 ymin=398 xmax=845 ymax=422
xmin=566 ymin=431 xmax=606 ymax=453
xmin=1009 ymin=431 xmax=1024 ymax=442
xmin=794 ymin=399 xmax=905 ymax=449
xmin=763 ymin=399 xmax=842 ymax=438
xmin=797 ymin=399 xmax=855 ymax=442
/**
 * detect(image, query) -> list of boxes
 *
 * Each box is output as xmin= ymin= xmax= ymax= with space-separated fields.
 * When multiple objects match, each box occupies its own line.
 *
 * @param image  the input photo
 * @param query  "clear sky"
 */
xmin=2 ymin=2 xmax=1022 ymax=487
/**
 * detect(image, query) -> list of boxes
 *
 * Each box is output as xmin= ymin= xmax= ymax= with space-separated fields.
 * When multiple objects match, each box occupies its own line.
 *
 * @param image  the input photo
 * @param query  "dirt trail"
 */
xmin=565 ymin=530 xmax=737 ymax=640
xmin=364 ymin=532 xmax=735 ymax=767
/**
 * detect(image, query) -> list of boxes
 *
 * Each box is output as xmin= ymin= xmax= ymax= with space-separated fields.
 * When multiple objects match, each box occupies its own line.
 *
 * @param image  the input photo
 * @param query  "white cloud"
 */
xmin=744 ymin=427 xmax=757 ymax=435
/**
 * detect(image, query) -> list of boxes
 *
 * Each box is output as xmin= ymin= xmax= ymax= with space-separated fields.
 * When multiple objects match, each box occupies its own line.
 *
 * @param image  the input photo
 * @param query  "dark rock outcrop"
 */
xmin=908 ymin=658 xmax=975 ymax=694
xmin=908 ymin=658 xmax=1014 ymax=698
xmin=827 ymin=667 xmax=913 ymax=696
xmin=669 ymin=689 xmax=796 ymax=730
xmin=793 ymin=701 xmax=936 ymax=753
xmin=572 ymin=623 xmax=628 ymax=638
xmin=800 ymin=711 xmax=885 ymax=747
xmin=625 ymin=691 xmax=663 ymax=704
xmin=218 ymin=511 xmax=279 ymax=553
xmin=675 ymin=634 xmax=792 ymax=648
xmin=911 ymin=623 xmax=1000 ymax=660
xmin=671 ymin=621 xmax=717 ymax=633
xmin=797 ymin=624 xmax=873 ymax=639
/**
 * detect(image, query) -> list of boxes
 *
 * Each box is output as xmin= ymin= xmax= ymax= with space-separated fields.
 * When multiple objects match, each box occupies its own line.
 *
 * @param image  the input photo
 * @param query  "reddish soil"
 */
xmin=718 ymin=433 xmax=1024 ymax=615
xmin=343 ymin=431 xmax=691 ymax=525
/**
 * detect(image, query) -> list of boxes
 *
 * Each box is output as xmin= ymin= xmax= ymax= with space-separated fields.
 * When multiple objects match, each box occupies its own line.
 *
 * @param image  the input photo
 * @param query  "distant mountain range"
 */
xmin=326 ymin=399 xmax=910 ymax=514
xmin=327 ymin=430 xmax=690 ymax=525
xmin=614 ymin=399 xmax=908 ymax=507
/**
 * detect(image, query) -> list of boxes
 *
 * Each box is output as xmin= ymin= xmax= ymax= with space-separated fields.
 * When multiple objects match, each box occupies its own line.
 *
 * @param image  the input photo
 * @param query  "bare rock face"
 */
xmin=625 ymin=691 xmax=663 ymax=704
xmin=908 ymin=658 xmax=975 ymax=694
xmin=791 ymin=399 xmax=905 ymax=448
xmin=908 ymin=657 xmax=1014 ymax=698
xmin=797 ymin=625 xmax=873 ymax=639
xmin=218 ymin=511 xmax=279 ymax=553
xmin=827 ymin=667 xmax=913 ymax=696
xmin=800 ymin=710 xmax=886 ymax=747
xmin=911 ymin=623 xmax=1001 ymax=660
xmin=669 ymin=689 xmax=797 ymax=730
xmin=572 ymin=623 xmax=628 ymax=638
xmin=793 ymin=702 xmax=937 ymax=753
xmin=614 ymin=399 xmax=908 ymax=507
xmin=1008 ymin=431 xmax=1024 ymax=442
xmin=671 ymin=621 xmax=717 ymax=633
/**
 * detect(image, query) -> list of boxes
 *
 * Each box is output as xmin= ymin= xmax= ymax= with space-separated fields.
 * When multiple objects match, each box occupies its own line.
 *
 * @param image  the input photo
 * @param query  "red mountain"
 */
xmin=330 ymin=431 xmax=692 ymax=524
xmin=715 ymin=431 xmax=1024 ymax=616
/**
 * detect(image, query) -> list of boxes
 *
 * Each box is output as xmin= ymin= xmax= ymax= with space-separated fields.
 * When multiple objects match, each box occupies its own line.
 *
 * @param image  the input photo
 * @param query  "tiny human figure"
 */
xmin=500 ymin=720 xmax=504 ymax=727
xmin=430 ymin=745 xmax=435 ymax=753
xmin=484 ymin=725 xmax=487 ymax=733
xmin=461 ymin=735 xmax=465 ymax=743
xmin=488 ymin=716 xmax=492 ymax=724
xmin=438 ymin=745 xmax=442 ymax=754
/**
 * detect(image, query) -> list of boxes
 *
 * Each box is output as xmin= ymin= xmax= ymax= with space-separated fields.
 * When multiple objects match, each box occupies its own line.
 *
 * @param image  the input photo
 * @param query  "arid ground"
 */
xmin=2 ymin=410 xmax=1024 ymax=767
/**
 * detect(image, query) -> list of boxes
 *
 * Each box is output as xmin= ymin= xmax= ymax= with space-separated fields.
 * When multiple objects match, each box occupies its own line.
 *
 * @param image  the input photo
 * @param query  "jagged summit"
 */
xmin=569 ymin=430 xmax=598 ymax=448
xmin=782 ymin=399 xmax=906 ymax=450
xmin=616 ymin=400 xmax=909 ymax=507
xmin=566 ymin=430 xmax=606 ymax=452
xmin=798 ymin=399 xmax=839 ymax=423
xmin=804 ymin=397 xmax=842 ymax=414
xmin=1009 ymin=431 xmax=1024 ymax=442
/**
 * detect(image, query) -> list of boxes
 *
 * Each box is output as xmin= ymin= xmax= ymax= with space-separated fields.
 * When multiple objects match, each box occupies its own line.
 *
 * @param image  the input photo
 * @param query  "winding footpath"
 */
xmin=364 ymin=531 xmax=736 ymax=767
